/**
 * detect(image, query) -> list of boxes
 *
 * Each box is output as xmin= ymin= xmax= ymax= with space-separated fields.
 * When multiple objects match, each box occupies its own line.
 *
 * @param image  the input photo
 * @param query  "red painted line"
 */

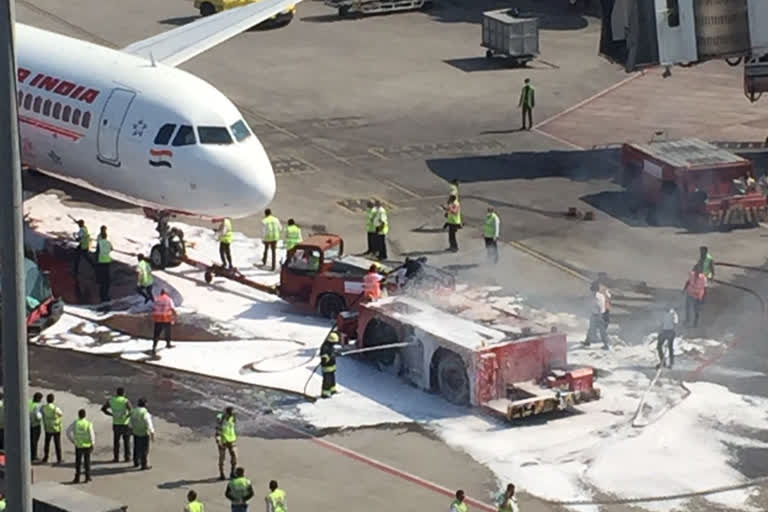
xmin=19 ymin=115 xmax=82 ymax=141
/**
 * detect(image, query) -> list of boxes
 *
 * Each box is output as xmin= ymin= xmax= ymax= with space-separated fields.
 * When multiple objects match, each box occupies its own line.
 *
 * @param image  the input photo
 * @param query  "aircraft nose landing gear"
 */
xmin=144 ymin=209 xmax=186 ymax=269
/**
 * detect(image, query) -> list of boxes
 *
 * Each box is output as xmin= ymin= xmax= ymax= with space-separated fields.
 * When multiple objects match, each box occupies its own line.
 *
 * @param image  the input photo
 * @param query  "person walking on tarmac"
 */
xmin=283 ymin=219 xmax=302 ymax=252
xmin=698 ymin=246 xmax=715 ymax=289
xmin=519 ymin=78 xmax=535 ymax=130
xmin=450 ymin=490 xmax=468 ymax=512
xmin=95 ymin=225 xmax=113 ymax=302
xmin=216 ymin=407 xmax=238 ymax=480
xmin=262 ymin=209 xmax=282 ymax=271
xmin=41 ymin=393 xmax=63 ymax=464
xmin=657 ymin=306 xmax=679 ymax=368
xmin=66 ymin=409 xmax=94 ymax=483
xmin=73 ymin=219 xmax=91 ymax=276
xmin=483 ymin=207 xmax=501 ymax=264
xmin=683 ymin=263 xmax=707 ymax=328
xmin=442 ymin=195 xmax=462 ymax=252
xmin=185 ymin=490 xmax=205 ymax=512
xmin=217 ymin=217 xmax=234 ymax=270
xmin=498 ymin=484 xmax=519 ymax=512
xmin=226 ymin=467 xmax=255 ymax=512
xmin=130 ymin=398 xmax=155 ymax=470
xmin=151 ymin=289 xmax=176 ymax=356
xmin=265 ymin=480 xmax=287 ymax=512
xmin=29 ymin=392 xmax=43 ymax=461
xmin=136 ymin=254 xmax=154 ymax=304
xmin=320 ymin=332 xmax=341 ymax=398
xmin=365 ymin=200 xmax=377 ymax=256
xmin=373 ymin=200 xmax=389 ymax=260
xmin=101 ymin=387 xmax=132 ymax=462
xmin=583 ymin=281 xmax=609 ymax=349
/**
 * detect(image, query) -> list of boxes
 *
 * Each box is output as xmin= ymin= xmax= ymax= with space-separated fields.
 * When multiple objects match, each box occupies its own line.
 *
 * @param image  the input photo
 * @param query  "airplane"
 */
xmin=16 ymin=0 xmax=300 ymax=268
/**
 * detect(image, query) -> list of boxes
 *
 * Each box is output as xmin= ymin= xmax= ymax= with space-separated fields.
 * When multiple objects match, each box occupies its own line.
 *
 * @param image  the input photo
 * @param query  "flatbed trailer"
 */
xmin=325 ymin=0 xmax=432 ymax=17
xmin=336 ymin=295 xmax=600 ymax=419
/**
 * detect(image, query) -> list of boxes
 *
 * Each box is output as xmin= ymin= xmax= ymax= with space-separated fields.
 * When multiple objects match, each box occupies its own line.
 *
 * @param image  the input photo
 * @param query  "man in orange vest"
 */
xmin=683 ymin=263 xmax=707 ymax=328
xmin=363 ymin=264 xmax=384 ymax=302
xmin=151 ymin=289 xmax=177 ymax=356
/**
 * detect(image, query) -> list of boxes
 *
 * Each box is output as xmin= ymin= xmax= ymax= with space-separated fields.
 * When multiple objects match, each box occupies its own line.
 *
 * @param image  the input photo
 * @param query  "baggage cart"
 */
xmin=482 ymin=10 xmax=539 ymax=66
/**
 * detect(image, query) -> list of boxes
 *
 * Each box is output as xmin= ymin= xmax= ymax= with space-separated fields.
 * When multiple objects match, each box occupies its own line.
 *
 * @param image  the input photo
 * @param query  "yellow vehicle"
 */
xmin=193 ymin=0 xmax=296 ymax=27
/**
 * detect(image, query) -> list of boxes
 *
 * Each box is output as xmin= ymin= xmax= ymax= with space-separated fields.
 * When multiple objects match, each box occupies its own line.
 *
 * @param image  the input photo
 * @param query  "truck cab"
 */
xmin=193 ymin=0 xmax=296 ymax=26
xmin=279 ymin=234 xmax=386 ymax=318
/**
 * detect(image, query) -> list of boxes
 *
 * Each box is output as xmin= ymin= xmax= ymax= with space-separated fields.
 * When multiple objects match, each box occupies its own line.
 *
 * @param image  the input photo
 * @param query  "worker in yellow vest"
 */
xmin=216 ymin=217 xmax=234 ymax=269
xmin=101 ymin=386 xmax=132 ymax=462
xmin=262 ymin=209 xmax=282 ymax=271
xmin=442 ymin=195 xmax=462 ymax=252
xmin=483 ymin=207 xmax=501 ymax=264
xmin=130 ymin=397 xmax=155 ymax=470
xmin=226 ymin=467 xmax=255 ymax=512
xmin=450 ymin=490 xmax=468 ymax=512
xmin=66 ymin=409 xmax=94 ymax=483
xmin=73 ymin=219 xmax=92 ymax=276
xmin=373 ymin=200 xmax=389 ymax=260
xmin=136 ymin=254 xmax=155 ymax=303
xmin=365 ymin=200 xmax=377 ymax=255
xmin=519 ymin=78 xmax=535 ymax=130
xmin=95 ymin=225 xmax=113 ymax=302
xmin=41 ymin=393 xmax=63 ymax=464
xmin=29 ymin=392 xmax=43 ymax=461
xmin=216 ymin=407 xmax=238 ymax=480
xmin=497 ymin=483 xmax=519 ymax=512
xmin=265 ymin=480 xmax=286 ymax=512
xmin=185 ymin=490 xmax=204 ymax=512
xmin=283 ymin=219 xmax=302 ymax=252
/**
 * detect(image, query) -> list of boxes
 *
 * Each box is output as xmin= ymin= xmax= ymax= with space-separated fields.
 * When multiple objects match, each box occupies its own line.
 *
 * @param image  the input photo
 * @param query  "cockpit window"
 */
xmin=230 ymin=120 xmax=251 ymax=142
xmin=172 ymin=125 xmax=196 ymax=146
xmin=154 ymin=123 xmax=177 ymax=145
xmin=197 ymin=126 xmax=233 ymax=145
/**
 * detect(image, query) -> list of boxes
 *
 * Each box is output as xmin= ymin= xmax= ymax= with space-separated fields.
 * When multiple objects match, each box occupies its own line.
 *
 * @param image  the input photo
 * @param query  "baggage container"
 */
xmin=482 ymin=10 xmax=539 ymax=65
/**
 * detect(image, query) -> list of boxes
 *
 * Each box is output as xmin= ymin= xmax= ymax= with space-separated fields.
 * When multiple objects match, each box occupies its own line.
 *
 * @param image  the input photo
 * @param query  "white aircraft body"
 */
xmin=18 ymin=0 xmax=299 ymax=221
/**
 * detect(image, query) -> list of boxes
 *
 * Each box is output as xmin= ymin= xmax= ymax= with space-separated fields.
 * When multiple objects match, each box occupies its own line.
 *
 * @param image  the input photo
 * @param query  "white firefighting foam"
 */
xmin=25 ymin=194 xmax=768 ymax=512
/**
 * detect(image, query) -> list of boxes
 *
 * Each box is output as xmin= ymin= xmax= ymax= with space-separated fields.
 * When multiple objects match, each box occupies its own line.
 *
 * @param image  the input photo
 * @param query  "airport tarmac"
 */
xmin=14 ymin=0 xmax=768 ymax=510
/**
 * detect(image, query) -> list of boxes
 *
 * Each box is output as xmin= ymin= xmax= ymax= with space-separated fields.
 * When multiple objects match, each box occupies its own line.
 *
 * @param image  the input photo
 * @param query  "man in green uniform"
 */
xmin=66 ymin=409 xmax=94 ymax=483
xmin=130 ymin=397 xmax=154 ymax=470
xmin=365 ymin=200 xmax=377 ymax=256
xmin=373 ymin=200 xmax=389 ymax=260
xmin=216 ymin=407 xmax=238 ymax=480
xmin=283 ymin=219 xmax=302 ymax=252
xmin=320 ymin=332 xmax=341 ymax=398
xmin=262 ymin=209 xmax=282 ymax=271
xmin=41 ymin=393 xmax=63 ymax=464
xmin=519 ymin=78 xmax=535 ymax=130
xmin=265 ymin=480 xmax=286 ymax=512
xmin=225 ymin=467 xmax=255 ymax=512
xmin=101 ymin=387 xmax=132 ymax=462
xmin=73 ymin=219 xmax=92 ymax=276
xmin=217 ymin=217 xmax=234 ymax=269
xmin=698 ymin=246 xmax=715 ymax=280
xmin=136 ymin=254 xmax=155 ymax=303
xmin=29 ymin=392 xmax=43 ymax=461
xmin=442 ymin=195 xmax=462 ymax=252
xmin=483 ymin=207 xmax=501 ymax=264
xmin=185 ymin=490 xmax=205 ymax=512
xmin=450 ymin=490 xmax=468 ymax=512
xmin=95 ymin=225 xmax=113 ymax=302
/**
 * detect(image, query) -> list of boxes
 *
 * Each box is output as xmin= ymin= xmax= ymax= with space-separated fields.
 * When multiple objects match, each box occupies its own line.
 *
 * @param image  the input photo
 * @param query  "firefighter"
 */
xmin=73 ymin=219 xmax=91 ymax=276
xmin=373 ymin=200 xmax=389 ymax=260
xmin=363 ymin=264 xmax=384 ymax=302
xmin=365 ymin=200 xmax=377 ymax=256
xmin=320 ymin=332 xmax=341 ymax=398
xmin=483 ymin=207 xmax=500 ymax=264
xmin=151 ymin=289 xmax=176 ymax=356
xmin=519 ymin=77 xmax=535 ymax=130
xmin=95 ymin=225 xmax=113 ymax=302
xmin=283 ymin=218 xmax=302 ymax=252
xmin=442 ymin=195 xmax=462 ymax=252
xmin=216 ymin=406 xmax=238 ymax=480
xmin=262 ymin=209 xmax=282 ymax=271
xmin=216 ymin=217 xmax=234 ymax=270
xmin=136 ymin=254 xmax=154 ymax=303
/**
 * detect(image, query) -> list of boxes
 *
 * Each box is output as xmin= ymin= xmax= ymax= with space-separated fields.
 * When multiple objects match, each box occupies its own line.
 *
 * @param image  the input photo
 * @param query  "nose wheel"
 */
xmin=145 ymin=210 xmax=187 ymax=269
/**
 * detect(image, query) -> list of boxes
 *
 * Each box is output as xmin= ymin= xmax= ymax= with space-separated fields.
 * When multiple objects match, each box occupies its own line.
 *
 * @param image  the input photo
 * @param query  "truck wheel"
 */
xmin=436 ymin=351 xmax=470 ymax=405
xmin=362 ymin=319 xmax=399 ymax=367
xmin=200 ymin=2 xmax=215 ymax=16
xmin=317 ymin=293 xmax=344 ymax=319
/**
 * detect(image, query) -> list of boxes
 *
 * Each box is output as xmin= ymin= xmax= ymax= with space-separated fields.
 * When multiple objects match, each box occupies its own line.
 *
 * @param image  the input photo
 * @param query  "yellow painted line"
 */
xmin=368 ymin=148 xmax=389 ymax=160
xmin=504 ymin=239 xmax=590 ymax=282
xmin=385 ymin=179 xmax=422 ymax=199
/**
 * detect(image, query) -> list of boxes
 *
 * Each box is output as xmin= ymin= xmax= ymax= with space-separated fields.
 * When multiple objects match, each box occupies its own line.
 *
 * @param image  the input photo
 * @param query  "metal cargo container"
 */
xmin=482 ymin=10 xmax=539 ymax=64
xmin=693 ymin=0 xmax=750 ymax=58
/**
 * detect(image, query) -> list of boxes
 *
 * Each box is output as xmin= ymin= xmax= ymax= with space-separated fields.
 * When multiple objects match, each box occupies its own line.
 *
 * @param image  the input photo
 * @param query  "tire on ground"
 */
xmin=433 ymin=349 xmax=470 ymax=405
xmin=317 ymin=293 xmax=345 ymax=319
xmin=362 ymin=319 xmax=400 ymax=369
xmin=200 ymin=2 xmax=216 ymax=16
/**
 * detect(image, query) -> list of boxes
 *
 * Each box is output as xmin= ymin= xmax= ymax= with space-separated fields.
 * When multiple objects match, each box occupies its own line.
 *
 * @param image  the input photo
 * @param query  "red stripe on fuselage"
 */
xmin=19 ymin=115 xmax=83 ymax=141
